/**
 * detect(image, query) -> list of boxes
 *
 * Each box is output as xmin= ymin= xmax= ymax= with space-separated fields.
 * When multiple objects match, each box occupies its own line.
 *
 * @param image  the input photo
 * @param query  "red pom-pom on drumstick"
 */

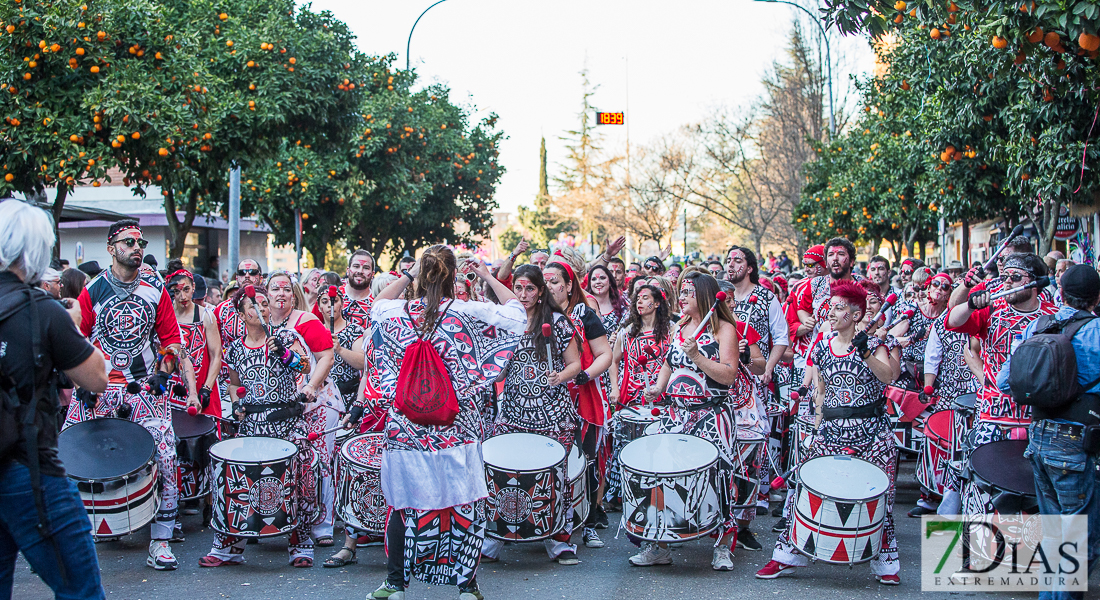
xmin=327 ymin=285 xmax=338 ymax=298
xmin=541 ymin=323 xmax=552 ymax=337
xmin=790 ymin=390 xmax=800 ymax=401
xmin=748 ymin=294 xmax=758 ymax=304
xmin=236 ymin=386 xmax=247 ymax=398
xmin=187 ymin=406 xmax=198 ymax=416
xmin=307 ymin=432 xmax=320 ymax=441
xmin=651 ymin=407 xmax=661 ymax=416
xmin=715 ymin=291 xmax=728 ymax=302
xmin=924 ymin=385 xmax=934 ymax=395
xmin=244 ymin=284 xmax=256 ymax=298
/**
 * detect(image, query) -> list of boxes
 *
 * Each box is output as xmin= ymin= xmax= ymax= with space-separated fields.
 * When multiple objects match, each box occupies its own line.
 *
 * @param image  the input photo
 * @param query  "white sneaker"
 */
xmin=147 ymin=540 xmax=179 ymax=570
xmin=629 ymin=543 xmax=672 ymax=566
xmin=712 ymin=544 xmax=734 ymax=571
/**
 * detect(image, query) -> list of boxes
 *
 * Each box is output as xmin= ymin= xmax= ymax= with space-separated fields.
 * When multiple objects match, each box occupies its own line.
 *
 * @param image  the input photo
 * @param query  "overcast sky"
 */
xmin=306 ymin=0 xmax=876 ymax=215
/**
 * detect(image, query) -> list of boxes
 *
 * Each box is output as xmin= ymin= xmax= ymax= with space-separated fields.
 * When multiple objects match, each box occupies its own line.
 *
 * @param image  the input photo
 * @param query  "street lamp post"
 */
xmin=407 ymin=0 xmax=450 ymax=72
xmin=753 ymin=0 xmax=835 ymax=135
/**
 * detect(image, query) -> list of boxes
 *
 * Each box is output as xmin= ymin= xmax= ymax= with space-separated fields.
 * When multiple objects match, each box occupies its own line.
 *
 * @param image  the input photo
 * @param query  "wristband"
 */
xmin=402 ymin=269 xmax=414 ymax=281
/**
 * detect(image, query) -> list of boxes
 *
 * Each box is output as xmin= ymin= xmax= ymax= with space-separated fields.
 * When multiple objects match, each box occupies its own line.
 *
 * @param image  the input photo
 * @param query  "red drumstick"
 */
xmin=306 ymin=423 xmax=345 ymax=441
xmin=541 ymin=323 xmax=553 ymax=372
xmin=693 ymin=291 xmax=728 ymax=340
xmin=327 ymin=285 xmax=338 ymax=333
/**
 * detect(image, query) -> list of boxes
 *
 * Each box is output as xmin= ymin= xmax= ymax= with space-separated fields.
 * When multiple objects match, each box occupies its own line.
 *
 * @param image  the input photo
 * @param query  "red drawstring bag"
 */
xmin=394 ymin=301 xmax=459 ymax=427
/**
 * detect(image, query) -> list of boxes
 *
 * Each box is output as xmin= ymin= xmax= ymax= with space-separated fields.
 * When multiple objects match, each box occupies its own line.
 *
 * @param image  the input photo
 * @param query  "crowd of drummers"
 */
xmin=23 ymin=211 xmax=1100 ymax=599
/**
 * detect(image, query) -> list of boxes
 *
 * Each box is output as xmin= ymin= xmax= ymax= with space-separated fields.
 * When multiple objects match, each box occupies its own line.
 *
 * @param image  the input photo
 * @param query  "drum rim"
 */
xmin=209 ymin=436 xmax=299 ymax=464
xmin=60 ymin=417 xmax=158 ymax=482
xmin=923 ymin=410 xmax=955 ymax=445
xmin=796 ymin=455 xmax=890 ymax=502
xmin=968 ymin=439 xmax=1035 ymax=496
xmin=620 ymin=517 xmax=720 ymax=543
xmin=339 ymin=432 xmax=385 ymax=467
xmin=619 ymin=434 xmax=720 ymax=477
xmin=617 ymin=406 xmax=662 ymax=421
xmin=170 ymin=408 xmax=217 ymax=438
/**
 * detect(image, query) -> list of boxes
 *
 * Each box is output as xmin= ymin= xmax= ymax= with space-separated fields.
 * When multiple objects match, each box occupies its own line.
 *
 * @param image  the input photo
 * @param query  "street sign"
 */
xmin=1055 ymin=205 xmax=1079 ymax=240
xmin=595 ymin=112 xmax=625 ymax=125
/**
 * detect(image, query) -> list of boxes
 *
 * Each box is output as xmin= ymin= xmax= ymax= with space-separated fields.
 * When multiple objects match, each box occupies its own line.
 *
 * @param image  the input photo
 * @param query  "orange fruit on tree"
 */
xmin=931 ymin=28 xmax=942 ymax=39
xmin=288 ymin=57 xmax=296 ymax=64
xmin=219 ymin=12 xmax=228 ymax=20
xmin=89 ymin=65 xmax=99 ymax=73
xmin=5 ymin=25 xmax=14 ymax=33
xmin=158 ymin=147 xmax=168 ymax=156
xmin=1027 ymin=27 xmax=1043 ymax=43
xmin=4 ymin=174 xmax=13 ymax=182
xmin=69 ymin=134 xmax=79 ymax=142
xmin=1080 ymin=32 xmax=1100 ymax=52
xmin=97 ymin=31 xmax=105 ymax=40
xmin=894 ymin=14 xmax=903 ymax=22
xmin=1044 ymin=31 xmax=1060 ymax=48
xmin=992 ymin=36 xmax=1007 ymax=48
xmin=22 ymin=73 xmax=31 ymax=80
xmin=247 ymin=60 xmax=254 ymax=67
xmin=226 ymin=40 xmax=233 ymax=47
xmin=894 ymin=0 xmax=906 ymax=10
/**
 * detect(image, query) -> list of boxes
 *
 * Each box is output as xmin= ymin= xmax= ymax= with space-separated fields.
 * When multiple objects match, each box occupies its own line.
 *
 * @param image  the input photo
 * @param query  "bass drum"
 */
xmin=620 ymin=433 xmax=721 ymax=542
xmin=209 ymin=437 xmax=299 ymax=538
xmin=791 ymin=455 xmax=889 ymax=564
xmin=171 ymin=408 xmax=218 ymax=501
xmin=483 ymin=433 xmax=567 ymax=542
xmin=59 ymin=418 xmax=159 ymax=540
xmin=567 ymin=443 xmax=588 ymax=525
xmin=335 ymin=433 xmax=388 ymax=534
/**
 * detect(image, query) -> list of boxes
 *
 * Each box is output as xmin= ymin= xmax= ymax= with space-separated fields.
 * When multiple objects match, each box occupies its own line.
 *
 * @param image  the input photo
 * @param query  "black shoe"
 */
xmin=771 ymin=517 xmax=788 ymax=533
xmin=593 ymin=505 xmax=609 ymax=530
xmin=170 ymin=526 xmax=186 ymax=543
xmin=771 ymin=505 xmax=783 ymax=518
xmin=756 ymin=505 xmax=769 ymax=516
xmin=556 ymin=550 xmax=579 ymax=565
xmin=736 ymin=529 xmax=763 ymax=551
xmin=908 ymin=505 xmax=936 ymax=518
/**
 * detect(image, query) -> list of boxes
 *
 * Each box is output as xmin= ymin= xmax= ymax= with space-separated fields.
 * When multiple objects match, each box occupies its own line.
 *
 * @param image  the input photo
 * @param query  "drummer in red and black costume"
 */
xmin=725 ymin=246 xmax=790 ymax=524
xmin=341 ymin=249 xmax=375 ymax=328
xmin=757 ymin=280 xmax=903 ymax=584
xmin=945 ymin=253 xmax=1057 ymax=516
xmin=482 ymin=262 xmax=589 ymax=564
xmin=266 ymin=271 xmax=340 ymax=548
xmin=166 ymin=264 xmax=222 ymax=417
xmin=212 ymin=259 xmax=264 ymax=415
xmin=631 ymin=272 xmax=743 ymax=570
xmin=783 ymin=244 xmax=826 ymax=415
xmin=64 ymin=218 xmax=200 ymax=571
xmin=198 ymin=285 xmax=317 ymax=567
xmin=605 ymin=283 xmax=675 ymax=509
xmin=548 ymin=246 xmax=615 ymax=540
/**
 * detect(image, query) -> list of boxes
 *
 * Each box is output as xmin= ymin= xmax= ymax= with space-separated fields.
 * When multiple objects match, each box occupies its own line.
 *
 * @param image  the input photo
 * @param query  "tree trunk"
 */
xmin=918 ymin=240 xmax=926 ymax=261
xmin=164 ymin=188 xmax=198 ymax=260
xmin=869 ymin=238 xmax=880 ymax=259
xmin=1035 ymin=198 xmax=1061 ymax=256
xmin=308 ymin=231 xmax=330 ymax=271
xmin=51 ymin=185 xmax=68 ymax=260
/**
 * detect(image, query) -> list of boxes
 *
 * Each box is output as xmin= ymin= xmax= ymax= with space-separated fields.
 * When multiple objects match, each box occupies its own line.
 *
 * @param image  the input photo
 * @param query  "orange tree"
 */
xmin=0 ymin=0 xmax=205 ymax=249
xmin=140 ymin=0 xmax=372 ymax=258
xmin=348 ymin=63 xmax=504 ymax=264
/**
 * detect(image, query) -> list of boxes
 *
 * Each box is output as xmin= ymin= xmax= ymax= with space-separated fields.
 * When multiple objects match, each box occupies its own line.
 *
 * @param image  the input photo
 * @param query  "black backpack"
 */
xmin=1008 ymin=311 xmax=1100 ymax=409
xmin=0 ymin=285 xmax=45 ymax=458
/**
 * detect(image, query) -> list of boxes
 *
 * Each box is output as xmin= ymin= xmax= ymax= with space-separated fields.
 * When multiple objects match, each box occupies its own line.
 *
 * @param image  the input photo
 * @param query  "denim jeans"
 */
xmin=0 ymin=461 xmax=104 ymax=600
xmin=1026 ymin=422 xmax=1100 ymax=600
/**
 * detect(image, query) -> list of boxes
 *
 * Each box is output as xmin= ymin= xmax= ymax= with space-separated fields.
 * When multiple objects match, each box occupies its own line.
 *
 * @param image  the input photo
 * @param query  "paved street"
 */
xmin=12 ymin=470 xmax=1092 ymax=599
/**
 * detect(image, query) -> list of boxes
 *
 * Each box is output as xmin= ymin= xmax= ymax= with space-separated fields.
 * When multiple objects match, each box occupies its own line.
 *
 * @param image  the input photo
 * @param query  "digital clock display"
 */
xmin=596 ymin=112 xmax=625 ymax=125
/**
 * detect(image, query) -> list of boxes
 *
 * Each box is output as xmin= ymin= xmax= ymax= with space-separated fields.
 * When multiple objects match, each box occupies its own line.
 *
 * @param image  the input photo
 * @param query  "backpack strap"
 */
xmin=403 ymin=299 xmax=454 ymax=341
xmin=1063 ymin=312 xmax=1100 ymax=393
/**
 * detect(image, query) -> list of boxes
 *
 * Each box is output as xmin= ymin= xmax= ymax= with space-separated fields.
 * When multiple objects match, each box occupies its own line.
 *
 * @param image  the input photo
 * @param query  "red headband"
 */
xmin=930 ymin=272 xmax=953 ymax=286
xmin=109 ymin=225 xmax=141 ymax=241
xmin=547 ymin=258 xmax=576 ymax=283
xmin=168 ymin=269 xmax=194 ymax=282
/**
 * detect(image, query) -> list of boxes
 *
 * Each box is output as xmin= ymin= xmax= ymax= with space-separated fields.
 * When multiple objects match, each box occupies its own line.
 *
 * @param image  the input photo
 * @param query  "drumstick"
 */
xmin=306 ymin=423 xmax=345 ymax=441
xmin=243 ymin=285 xmax=269 ymax=337
xmin=693 ymin=291 xmax=728 ymax=340
xmin=638 ymin=354 xmax=652 ymax=410
xmin=541 ymin=323 xmax=553 ymax=373
xmin=327 ymin=285 xmax=338 ymax=333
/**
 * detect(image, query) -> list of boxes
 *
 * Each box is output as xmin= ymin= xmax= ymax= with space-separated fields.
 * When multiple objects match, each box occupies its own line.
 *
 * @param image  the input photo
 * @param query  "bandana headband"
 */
xmin=168 ymin=269 xmax=194 ymax=282
xmin=109 ymin=225 xmax=142 ymax=241
xmin=1002 ymin=255 xmax=1040 ymax=279
xmin=930 ymin=272 xmax=953 ymax=286
xmin=803 ymin=245 xmax=825 ymax=263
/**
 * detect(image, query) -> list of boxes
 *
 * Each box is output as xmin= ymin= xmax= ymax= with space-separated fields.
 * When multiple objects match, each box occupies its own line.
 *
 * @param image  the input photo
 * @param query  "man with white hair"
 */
xmin=38 ymin=268 xmax=61 ymax=299
xmin=0 ymin=200 xmax=109 ymax=599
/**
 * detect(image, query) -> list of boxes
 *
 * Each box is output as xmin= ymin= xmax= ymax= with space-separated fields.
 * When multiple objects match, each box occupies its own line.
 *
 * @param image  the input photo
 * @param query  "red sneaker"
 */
xmin=877 ymin=574 xmax=901 ymax=585
xmin=755 ymin=560 xmax=797 ymax=579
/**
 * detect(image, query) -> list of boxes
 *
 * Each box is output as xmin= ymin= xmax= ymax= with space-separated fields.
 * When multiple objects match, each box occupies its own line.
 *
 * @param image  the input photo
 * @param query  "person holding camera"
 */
xmin=0 ymin=200 xmax=109 ymax=599
xmin=997 ymin=264 xmax=1100 ymax=600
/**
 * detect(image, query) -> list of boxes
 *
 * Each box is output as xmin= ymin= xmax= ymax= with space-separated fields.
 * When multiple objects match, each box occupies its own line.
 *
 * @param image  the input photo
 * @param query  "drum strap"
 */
xmin=821 ymin=402 xmax=886 ymax=421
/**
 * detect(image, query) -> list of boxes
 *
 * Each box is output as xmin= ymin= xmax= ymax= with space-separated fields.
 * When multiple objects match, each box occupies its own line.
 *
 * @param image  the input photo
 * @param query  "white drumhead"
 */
xmin=210 ymin=436 xmax=297 ymax=463
xmin=483 ymin=433 xmax=565 ymax=471
xmin=567 ymin=443 xmax=585 ymax=481
xmin=799 ymin=455 xmax=889 ymax=499
xmin=619 ymin=433 xmax=718 ymax=473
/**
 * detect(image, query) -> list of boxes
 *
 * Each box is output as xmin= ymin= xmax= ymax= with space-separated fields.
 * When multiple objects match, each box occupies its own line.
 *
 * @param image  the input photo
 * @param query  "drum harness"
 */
xmin=0 ymin=285 xmax=66 ymax=582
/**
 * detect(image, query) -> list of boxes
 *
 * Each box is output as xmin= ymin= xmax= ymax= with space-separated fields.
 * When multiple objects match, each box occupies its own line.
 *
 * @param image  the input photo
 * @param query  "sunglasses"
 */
xmin=901 ymin=269 xmax=914 ymax=276
xmin=112 ymin=237 xmax=148 ymax=249
xmin=1005 ymin=272 xmax=1028 ymax=283
xmin=929 ymin=281 xmax=952 ymax=290
xmin=236 ymin=268 xmax=261 ymax=276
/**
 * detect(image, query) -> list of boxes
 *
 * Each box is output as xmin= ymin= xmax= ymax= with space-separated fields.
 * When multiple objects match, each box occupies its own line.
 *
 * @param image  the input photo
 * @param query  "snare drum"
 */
xmin=567 ymin=443 xmax=588 ymax=524
xmin=619 ymin=433 xmax=721 ymax=542
xmin=335 ymin=433 xmax=387 ymax=534
xmin=952 ymin=393 xmax=977 ymax=414
xmin=788 ymin=415 xmax=815 ymax=470
xmin=916 ymin=410 xmax=954 ymax=497
xmin=483 ymin=433 xmax=567 ymax=542
xmin=209 ymin=437 xmax=299 ymax=538
xmin=59 ymin=418 xmax=159 ymax=539
xmin=335 ymin=425 xmax=354 ymax=453
xmin=172 ymin=408 xmax=218 ymax=500
xmin=791 ymin=455 xmax=889 ymax=564
xmin=968 ymin=439 xmax=1038 ymax=514
xmin=617 ymin=405 xmax=661 ymax=444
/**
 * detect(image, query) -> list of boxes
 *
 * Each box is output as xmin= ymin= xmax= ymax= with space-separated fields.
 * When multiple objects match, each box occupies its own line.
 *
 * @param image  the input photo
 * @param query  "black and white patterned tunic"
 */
xmin=329 ymin=321 xmax=365 ymax=405
xmin=497 ymin=313 xmax=577 ymax=445
xmin=224 ymin=329 xmax=306 ymax=439
xmin=900 ymin=304 xmax=938 ymax=365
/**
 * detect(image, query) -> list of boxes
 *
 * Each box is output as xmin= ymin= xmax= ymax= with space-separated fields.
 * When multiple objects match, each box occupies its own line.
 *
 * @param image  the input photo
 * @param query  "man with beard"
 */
xmin=342 ymin=250 xmax=375 ymax=328
xmin=65 ymin=219 xmax=198 ymax=571
xmin=213 ymin=259 xmax=264 ymax=351
xmin=949 ymin=236 xmax=1036 ymax=308
xmin=946 ymin=254 xmax=1057 ymax=556
xmin=783 ymin=245 xmax=826 ymax=375
xmin=793 ymin=238 xmax=861 ymax=360
xmin=726 ymin=245 xmax=790 ymax=537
